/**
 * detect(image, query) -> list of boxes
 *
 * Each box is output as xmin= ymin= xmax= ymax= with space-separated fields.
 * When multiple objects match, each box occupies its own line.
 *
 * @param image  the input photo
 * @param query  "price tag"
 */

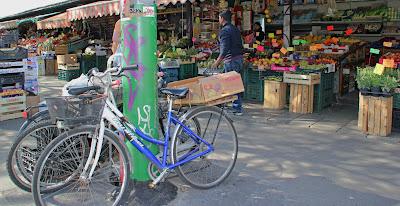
xmin=383 ymin=42 xmax=393 ymax=47
xmin=345 ymin=28 xmax=353 ymax=35
xmin=276 ymin=30 xmax=282 ymax=35
xmin=287 ymin=47 xmax=294 ymax=52
xmin=327 ymin=25 xmax=334 ymax=31
xmin=370 ymin=48 xmax=380 ymax=55
xmin=211 ymin=33 xmax=217 ymax=39
xmin=253 ymin=44 xmax=259 ymax=49
xmin=293 ymin=40 xmax=300 ymax=46
xmin=272 ymin=53 xmax=280 ymax=58
xmin=280 ymin=47 xmax=288 ymax=55
xmin=383 ymin=59 xmax=395 ymax=68
xmin=374 ymin=63 xmax=385 ymax=75
xmin=268 ymin=33 xmax=275 ymax=39
xmin=257 ymin=45 xmax=265 ymax=52
xmin=310 ymin=46 xmax=317 ymax=51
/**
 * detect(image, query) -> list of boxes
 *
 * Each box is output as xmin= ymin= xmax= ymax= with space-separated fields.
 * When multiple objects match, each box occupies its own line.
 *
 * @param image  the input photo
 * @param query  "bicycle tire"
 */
xmin=171 ymin=106 xmax=238 ymax=189
xmin=18 ymin=110 xmax=50 ymax=133
xmin=7 ymin=120 xmax=60 ymax=192
xmin=32 ymin=125 xmax=131 ymax=206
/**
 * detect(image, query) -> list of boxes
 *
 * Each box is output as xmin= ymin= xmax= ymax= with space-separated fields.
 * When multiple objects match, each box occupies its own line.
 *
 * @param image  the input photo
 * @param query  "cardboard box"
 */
xmin=168 ymin=72 xmax=244 ymax=105
xmin=45 ymin=59 xmax=56 ymax=75
xmin=57 ymin=54 xmax=78 ymax=65
xmin=26 ymin=95 xmax=40 ymax=116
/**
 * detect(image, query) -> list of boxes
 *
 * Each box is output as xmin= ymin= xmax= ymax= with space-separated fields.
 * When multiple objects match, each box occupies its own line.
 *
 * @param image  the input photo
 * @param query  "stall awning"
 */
xmin=0 ymin=20 xmax=18 ymax=30
xmin=67 ymin=0 xmax=193 ymax=20
xmin=67 ymin=0 xmax=120 ymax=21
xmin=37 ymin=12 xmax=71 ymax=30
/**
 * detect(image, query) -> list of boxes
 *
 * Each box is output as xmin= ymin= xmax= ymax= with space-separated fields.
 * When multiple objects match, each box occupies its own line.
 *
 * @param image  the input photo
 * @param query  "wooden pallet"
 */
xmin=358 ymin=94 xmax=393 ymax=136
xmin=0 ymin=91 xmax=26 ymax=121
xmin=264 ymin=81 xmax=287 ymax=110
xmin=284 ymin=73 xmax=320 ymax=85
xmin=289 ymin=84 xmax=314 ymax=114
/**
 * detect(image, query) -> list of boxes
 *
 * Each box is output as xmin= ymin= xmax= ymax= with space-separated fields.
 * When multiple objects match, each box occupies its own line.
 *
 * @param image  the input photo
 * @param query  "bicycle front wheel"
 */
xmin=32 ymin=125 xmax=130 ymax=206
xmin=171 ymin=106 xmax=238 ymax=189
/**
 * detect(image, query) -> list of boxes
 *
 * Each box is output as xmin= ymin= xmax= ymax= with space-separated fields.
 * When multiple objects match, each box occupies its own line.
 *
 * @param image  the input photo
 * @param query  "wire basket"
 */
xmin=45 ymin=95 xmax=106 ymax=127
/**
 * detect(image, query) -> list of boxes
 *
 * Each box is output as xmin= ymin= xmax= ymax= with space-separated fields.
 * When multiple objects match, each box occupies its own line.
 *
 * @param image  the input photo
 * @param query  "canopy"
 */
xmin=37 ymin=12 xmax=70 ymax=30
xmin=67 ymin=0 xmax=193 ymax=20
xmin=67 ymin=0 xmax=120 ymax=21
xmin=0 ymin=20 xmax=18 ymax=30
xmin=17 ymin=12 xmax=59 ymax=25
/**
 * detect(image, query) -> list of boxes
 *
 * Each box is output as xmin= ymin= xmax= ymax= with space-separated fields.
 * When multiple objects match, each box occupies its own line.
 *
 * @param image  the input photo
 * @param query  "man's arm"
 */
xmin=212 ymin=29 xmax=230 ymax=68
xmin=112 ymin=20 xmax=121 ymax=54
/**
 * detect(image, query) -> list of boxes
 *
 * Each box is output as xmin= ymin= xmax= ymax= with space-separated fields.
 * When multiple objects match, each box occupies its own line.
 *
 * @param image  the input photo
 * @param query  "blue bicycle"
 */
xmin=31 ymin=66 xmax=238 ymax=206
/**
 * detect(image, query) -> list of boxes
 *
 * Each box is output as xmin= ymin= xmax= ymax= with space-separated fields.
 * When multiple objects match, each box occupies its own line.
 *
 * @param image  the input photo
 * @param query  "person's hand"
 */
xmin=157 ymin=72 xmax=165 ymax=77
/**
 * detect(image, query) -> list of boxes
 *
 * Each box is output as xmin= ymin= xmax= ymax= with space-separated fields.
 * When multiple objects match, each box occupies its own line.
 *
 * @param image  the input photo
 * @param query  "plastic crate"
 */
xmin=58 ymin=69 xmax=81 ymax=81
xmin=179 ymin=63 xmax=196 ymax=80
xmin=80 ymin=55 xmax=96 ymax=75
xmin=314 ymin=85 xmax=334 ymax=113
xmin=393 ymin=109 xmax=400 ymax=130
xmin=160 ymin=68 xmax=179 ymax=83
xmin=393 ymin=93 xmax=400 ymax=109
xmin=244 ymin=81 xmax=264 ymax=102
xmin=96 ymin=56 xmax=107 ymax=72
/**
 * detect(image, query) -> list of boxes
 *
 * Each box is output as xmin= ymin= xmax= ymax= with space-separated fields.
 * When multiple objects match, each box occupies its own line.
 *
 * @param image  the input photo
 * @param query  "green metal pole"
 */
xmin=121 ymin=0 xmax=158 ymax=181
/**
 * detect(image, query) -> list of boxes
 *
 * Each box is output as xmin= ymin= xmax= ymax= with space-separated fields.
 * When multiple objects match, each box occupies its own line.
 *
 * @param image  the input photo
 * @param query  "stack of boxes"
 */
xmin=57 ymin=54 xmax=81 ymax=81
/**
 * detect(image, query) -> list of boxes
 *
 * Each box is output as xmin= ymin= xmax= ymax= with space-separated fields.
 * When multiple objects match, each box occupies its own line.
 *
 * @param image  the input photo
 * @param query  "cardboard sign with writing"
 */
xmin=374 ymin=63 xmax=385 ymax=75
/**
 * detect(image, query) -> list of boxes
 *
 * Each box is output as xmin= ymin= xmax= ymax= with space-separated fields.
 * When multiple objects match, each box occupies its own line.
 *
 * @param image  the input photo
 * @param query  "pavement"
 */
xmin=1 ymin=76 xmax=400 ymax=206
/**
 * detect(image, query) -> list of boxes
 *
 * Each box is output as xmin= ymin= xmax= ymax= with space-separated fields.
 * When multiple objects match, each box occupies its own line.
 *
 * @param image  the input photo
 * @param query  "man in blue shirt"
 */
xmin=212 ymin=10 xmax=244 ymax=115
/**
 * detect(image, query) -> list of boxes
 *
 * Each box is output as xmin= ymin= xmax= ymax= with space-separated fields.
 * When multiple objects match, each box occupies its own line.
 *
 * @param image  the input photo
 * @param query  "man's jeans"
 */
xmin=224 ymin=58 xmax=243 ymax=112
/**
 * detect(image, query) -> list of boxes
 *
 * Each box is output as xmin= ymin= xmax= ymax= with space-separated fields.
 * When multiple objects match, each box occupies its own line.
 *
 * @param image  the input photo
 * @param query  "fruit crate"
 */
xmin=58 ymin=69 xmax=81 ymax=81
xmin=393 ymin=92 xmax=400 ymax=109
xmin=179 ymin=63 xmax=196 ymax=80
xmin=80 ymin=54 xmax=96 ymax=75
xmin=244 ymin=81 xmax=264 ymax=102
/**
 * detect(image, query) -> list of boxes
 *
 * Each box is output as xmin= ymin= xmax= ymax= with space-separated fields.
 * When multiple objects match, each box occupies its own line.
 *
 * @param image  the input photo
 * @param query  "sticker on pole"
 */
xmin=143 ymin=6 xmax=155 ymax=17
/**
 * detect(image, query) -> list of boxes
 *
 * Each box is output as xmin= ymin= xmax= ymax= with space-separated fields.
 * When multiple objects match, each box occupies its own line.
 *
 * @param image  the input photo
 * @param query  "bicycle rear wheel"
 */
xmin=32 ymin=125 xmax=130 ymax=206
xmin=171 ymin=106 xmax=238 ymax=189
xmin=7 ymin=120 xmax=61 ymax=192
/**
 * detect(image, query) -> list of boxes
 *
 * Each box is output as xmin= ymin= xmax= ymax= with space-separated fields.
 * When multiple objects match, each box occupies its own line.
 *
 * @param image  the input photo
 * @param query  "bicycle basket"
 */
xmin=45 ymin=95 xmax=106 ymax=127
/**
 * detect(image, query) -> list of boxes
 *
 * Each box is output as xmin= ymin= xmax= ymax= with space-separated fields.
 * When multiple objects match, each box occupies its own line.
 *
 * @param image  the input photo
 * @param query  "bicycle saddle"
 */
xmin=160 ymin=88 xmax=189 ymax=98
xmin=67 ymin=86 xmax=102 ymax=96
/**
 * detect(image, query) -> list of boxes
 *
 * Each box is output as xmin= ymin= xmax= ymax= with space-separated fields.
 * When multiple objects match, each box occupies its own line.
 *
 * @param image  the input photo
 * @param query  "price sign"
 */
xmin=374 ymin=63 xmax=385 ymax=75
xmin=383 ymin=59 xmax=395 ymax=68
xmin=268 ymin=33 xmax=275 ymax=39
xmin=280 ymin=47 xmax=288 ymax=55
xmin=370 ymin=48 xmax=380 ymax=55
xmin=383 ymin=42 xmax=393 ymax=47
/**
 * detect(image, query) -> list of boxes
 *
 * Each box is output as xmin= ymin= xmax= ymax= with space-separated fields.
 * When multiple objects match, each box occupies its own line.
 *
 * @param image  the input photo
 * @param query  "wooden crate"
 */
xmin=289 ymin=84 xmax=314 ymax=114
xmin=55 ymin=45 xmax=68 ymax=55
xmin=358 ymin=94 xmax=393 ymax=136
xmin=284 ymin=73 xmax=321 ymax=85
xmin=0 ymin=91 xmax=26 ymax=121
xmin=264 ymin=81 xmax=287 ymax=109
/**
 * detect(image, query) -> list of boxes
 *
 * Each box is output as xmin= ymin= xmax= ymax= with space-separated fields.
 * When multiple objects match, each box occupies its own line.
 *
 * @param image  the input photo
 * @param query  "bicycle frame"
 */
xmin=82 ymin=96 xmax=214 ymax=179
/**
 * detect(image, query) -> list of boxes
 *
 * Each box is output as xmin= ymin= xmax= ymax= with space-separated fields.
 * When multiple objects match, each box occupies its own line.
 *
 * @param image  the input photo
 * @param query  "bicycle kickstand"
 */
xmin=148 ymin=169 xmax=170 ymax=189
